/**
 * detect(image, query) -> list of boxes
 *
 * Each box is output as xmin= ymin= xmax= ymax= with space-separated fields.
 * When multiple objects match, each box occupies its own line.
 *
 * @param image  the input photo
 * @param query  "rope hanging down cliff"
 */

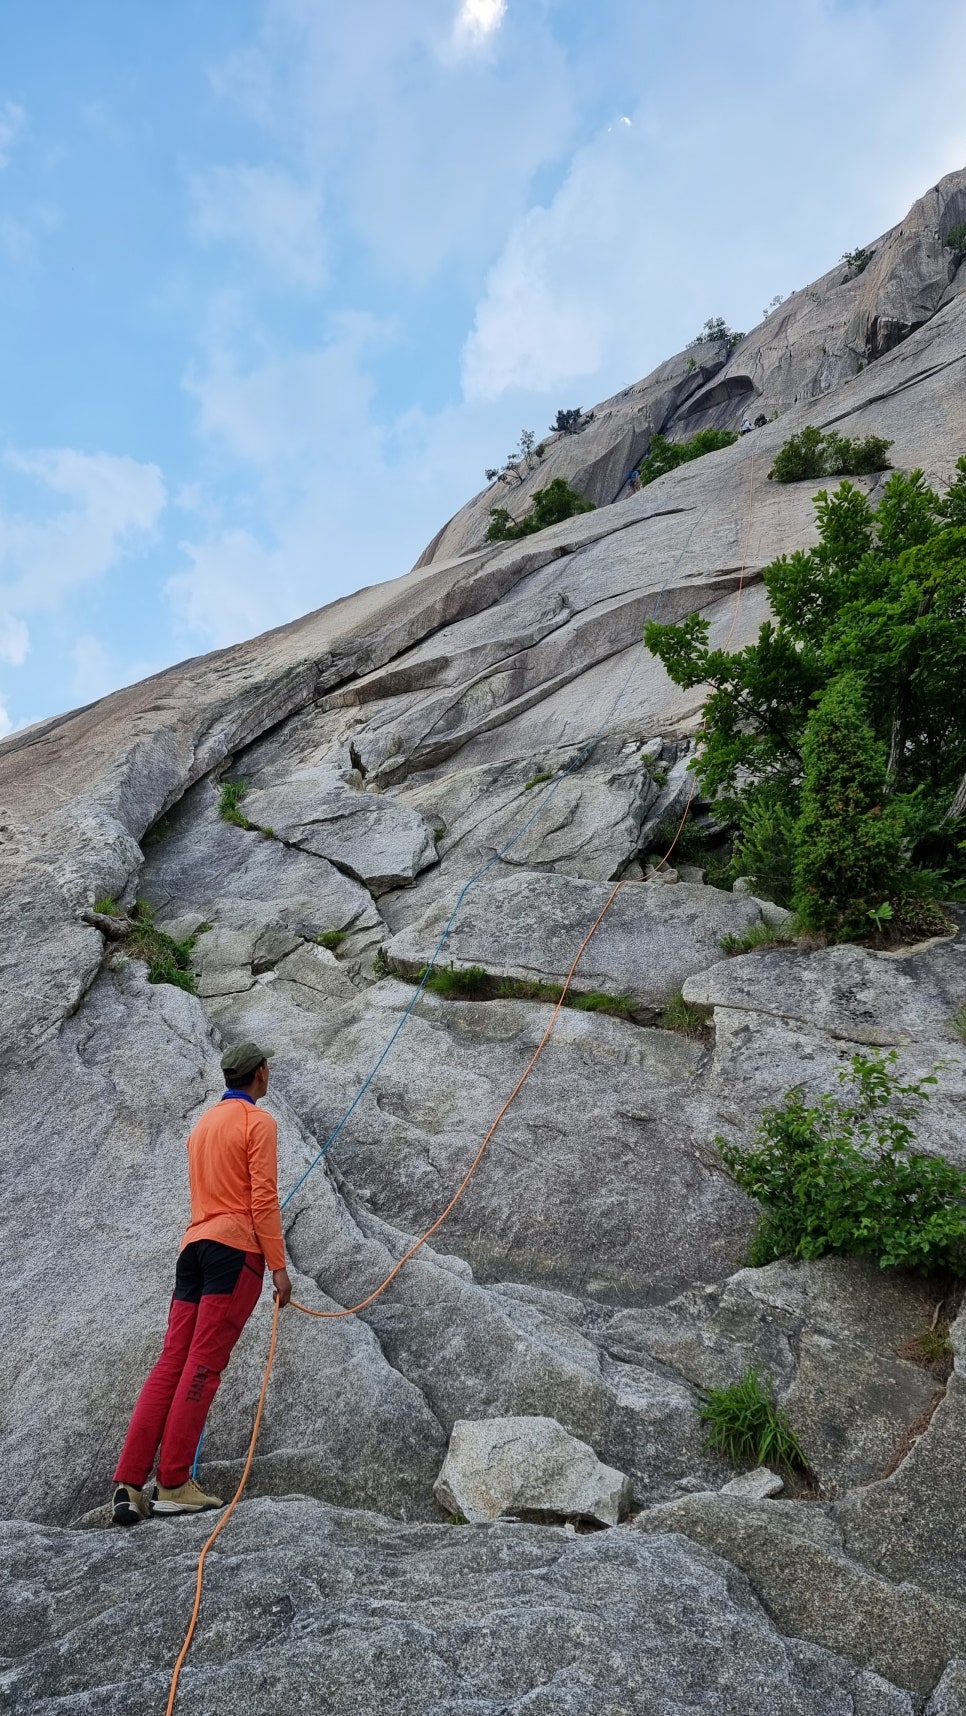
xmin=164 ymin=446 xmax=758 ymax=1714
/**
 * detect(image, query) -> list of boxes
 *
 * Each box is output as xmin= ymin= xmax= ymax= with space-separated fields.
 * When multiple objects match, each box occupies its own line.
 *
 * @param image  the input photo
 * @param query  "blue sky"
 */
xmin=1 ymin=0 xmax=965 ymax=732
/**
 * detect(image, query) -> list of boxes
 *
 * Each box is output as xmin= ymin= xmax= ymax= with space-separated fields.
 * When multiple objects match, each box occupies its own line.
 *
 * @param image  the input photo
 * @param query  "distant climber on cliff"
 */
xmin=110 ymin=1042 xmax=292 ymax=1525
xmin=739 ymin=415 xmax=754 ymax=435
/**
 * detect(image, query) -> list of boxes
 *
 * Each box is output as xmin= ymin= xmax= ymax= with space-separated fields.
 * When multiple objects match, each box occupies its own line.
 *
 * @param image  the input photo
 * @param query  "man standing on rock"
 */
xmin=111 ymin=1042 xmax=292 ymax=1525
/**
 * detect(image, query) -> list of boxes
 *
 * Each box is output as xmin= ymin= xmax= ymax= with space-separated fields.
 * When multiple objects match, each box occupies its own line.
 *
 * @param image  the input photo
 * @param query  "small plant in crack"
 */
xmin=524 ymin=770 xmax=554 ymax=791
xmin=315 ymin=929 xmax=349 ymax=953
xmin=94 ymin=895 xmax=123 ymax=916
xmin=658 ymin=993 xmax=713 ymax=1038
xmin=125 ymin=900 xmax=200 ymax=995
xmin=699 ymin=1367 xmax=808 ymax=1472
xmin=420 ymin=961 xmax=489 ymax=998
xmin=219 ymin=779 xmax=250 ymax=827
xmin=372 ymin=948 xmax=390 ymax=979
xmin=720 ymin=919 xmax=797 ymax=956
xmin=569 ymin=991 xmax=636 ymax=1018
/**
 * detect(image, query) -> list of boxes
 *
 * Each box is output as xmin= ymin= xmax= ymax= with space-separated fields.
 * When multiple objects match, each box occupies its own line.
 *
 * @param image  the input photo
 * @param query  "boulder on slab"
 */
xmin=433 ymin=1415 xmax=632 ymax=1525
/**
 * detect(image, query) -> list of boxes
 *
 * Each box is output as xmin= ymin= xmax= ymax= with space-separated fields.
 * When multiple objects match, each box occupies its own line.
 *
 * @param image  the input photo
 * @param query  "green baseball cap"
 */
xmin=220 ymin=1041 xmax=272 ymax=1080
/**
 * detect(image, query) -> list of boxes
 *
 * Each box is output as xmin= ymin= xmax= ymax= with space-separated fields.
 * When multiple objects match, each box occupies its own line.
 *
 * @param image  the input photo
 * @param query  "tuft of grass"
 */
xmin=952 ymin=1003 xmax=966 ymax=1044
xmin=372 ymin=948 xmax=390 ymax=979
xmin=497 ymin=977 xmax=563 ymax=1003
xmin=569 ymin=991 xmax=636 ymax=1018
xmin=126 ymin=900 xmax=199 ymax=995
xmin=699 ymin=1367 xmax=807 ymax=1472
xmin=433 ymin=825 xmax=446 ymax=841
xmin=315 ymin=929 xmax=349 ymax=952
xmin=421 ymin=962 xmax=489 ymax=998
xmin=94 ymin=895 xmax=123 ymax=916
xmin=659 ymin=993 xmax=713 ymax=1038
xmin=219 ymin=779 xmax=250 ymax=827
xmin=259 ymin=825 xmax=276 ymax=840
xmin=524 ymin=771 xmax=554 ymax=790
xmin=721 ymin=918 xmax=796 ymax=956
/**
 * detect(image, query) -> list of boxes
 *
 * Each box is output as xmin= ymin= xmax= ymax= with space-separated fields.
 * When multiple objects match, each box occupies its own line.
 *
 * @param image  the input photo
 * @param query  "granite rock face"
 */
xmin=0 ymin=1500 xmax=918 ymax=1715
xmin=1 ymin=170 xmax=966 ymax=1708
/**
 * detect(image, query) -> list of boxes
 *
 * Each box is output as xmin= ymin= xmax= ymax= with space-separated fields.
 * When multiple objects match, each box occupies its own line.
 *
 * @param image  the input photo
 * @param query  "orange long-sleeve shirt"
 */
xmin=180 ymin=1096 xmax=287 ymax=1272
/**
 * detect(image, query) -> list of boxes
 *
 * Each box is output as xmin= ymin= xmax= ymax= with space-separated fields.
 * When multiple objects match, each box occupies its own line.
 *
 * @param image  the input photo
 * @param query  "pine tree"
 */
xmin=792 ymin=673 xmax=905 ymax=934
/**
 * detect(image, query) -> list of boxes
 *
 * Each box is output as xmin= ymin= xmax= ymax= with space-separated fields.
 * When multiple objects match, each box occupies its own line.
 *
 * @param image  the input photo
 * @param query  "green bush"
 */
xmin=718 ymin=1050 xmax=966 ymax=1273
xmin=943 ymin=222 xmax=966 ymax=260
xmin=699 ymin=1368 xmax=807 ymax=1471
xmin=487 ymin=478 xmax=595 ymax=542
xmin=637 ymin=428 xmax=739 ymax=488
xmin=687 ymin=317 xmax=744 ymax=353
xmin=768 ymin=426 xmax=892 ymax=483
xmin=842 ymin=246 xmax=874 ymax=276
xmin=644 ymin=460 xmax=966 ymax=931
xmin=793 ymin=674 xmax=907 ymax=936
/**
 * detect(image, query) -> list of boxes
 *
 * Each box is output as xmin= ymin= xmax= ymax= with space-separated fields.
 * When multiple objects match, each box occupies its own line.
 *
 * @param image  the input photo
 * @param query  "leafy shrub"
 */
xmin=718 ymin=1050 xmax=966 ymax=1273
xmin=524 ymin=770 xmax=553 ymax=790
xmin=688 ymin=317 xmax=744 ymax=353
xmin=637 ymin=428 xmax=738 ymax=488
xmin=219 ymin=779 xmax=250 ymax=827
xmin=945 ymin=222 xmax=966 ymax=261
xmin=644 ymin=460 xmax=966 ymax=930
xmin=487 ymin=478 xmax=594 ymax=542
xmin=843 ymin=246 xmax=874 ymax=276
xmin=768 ymin=426 xmax=892 ymax=483
xmin=699 ymin=1368 xmax=807 ymax=1471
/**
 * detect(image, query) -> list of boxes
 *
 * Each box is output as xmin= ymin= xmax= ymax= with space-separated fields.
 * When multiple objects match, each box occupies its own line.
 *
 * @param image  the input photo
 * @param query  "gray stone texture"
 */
xmin=0 ymin=1500 xmax=917 ymax=1715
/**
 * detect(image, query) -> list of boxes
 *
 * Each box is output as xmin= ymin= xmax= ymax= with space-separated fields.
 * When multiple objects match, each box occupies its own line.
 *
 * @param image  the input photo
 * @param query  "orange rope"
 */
xmin=162 ymin=443 xmax=761 ymax=1711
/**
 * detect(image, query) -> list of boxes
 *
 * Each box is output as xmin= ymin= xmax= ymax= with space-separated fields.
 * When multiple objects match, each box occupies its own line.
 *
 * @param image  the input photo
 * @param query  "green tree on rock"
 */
xmin=793 ymin=674 xmax=905 ymax=935
xmin=643 ymin=457 xmax=966 ymax=933
xmin=487 ymin=477 xmax=594 ymax=542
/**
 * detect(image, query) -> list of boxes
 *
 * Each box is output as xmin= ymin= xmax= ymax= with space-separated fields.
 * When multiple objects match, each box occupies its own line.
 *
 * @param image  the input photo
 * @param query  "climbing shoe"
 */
xmin=111 ymin=1482 xmax=150 ymax=1526
xmin=152 ymin=1477 xmax=224 ymax=1515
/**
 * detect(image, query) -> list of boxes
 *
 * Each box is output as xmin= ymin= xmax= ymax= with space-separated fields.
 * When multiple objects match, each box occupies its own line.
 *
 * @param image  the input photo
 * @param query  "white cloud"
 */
xmin=209 ymin=4 xmax=576 ymax=282
xmin=0 ymin=612 xmax=28 ymax=666
xmin=452 ymin=0 xmax=507 ymax=53
xmin=0 ymin=99 xmax=24 ymax=169
xmin=0 ymin=448 xmax=166 ymax=609
xmin=191 ymin=162 xmax=327 ymax=288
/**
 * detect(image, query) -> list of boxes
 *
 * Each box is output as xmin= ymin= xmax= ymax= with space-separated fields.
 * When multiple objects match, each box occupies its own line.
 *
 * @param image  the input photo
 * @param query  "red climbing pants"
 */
xmin=114 ymin=1241 xmax=264 ymax=1490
